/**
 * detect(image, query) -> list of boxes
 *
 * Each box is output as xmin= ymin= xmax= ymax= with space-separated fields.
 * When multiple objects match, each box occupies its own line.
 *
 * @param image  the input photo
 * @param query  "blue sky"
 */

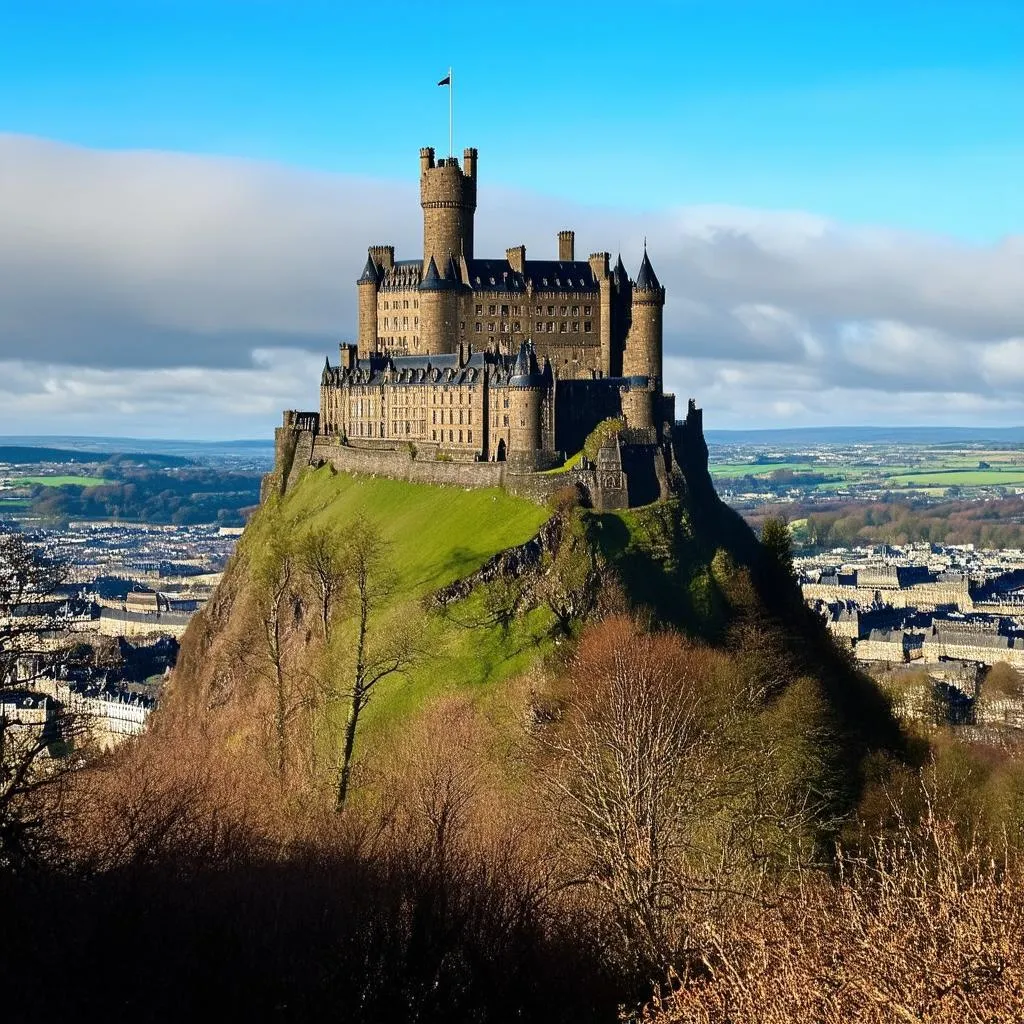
xmin=2 ymin=0 xmax=1020 ymax=240
xmin=0 ymin=1 xmax=1021 ymax=436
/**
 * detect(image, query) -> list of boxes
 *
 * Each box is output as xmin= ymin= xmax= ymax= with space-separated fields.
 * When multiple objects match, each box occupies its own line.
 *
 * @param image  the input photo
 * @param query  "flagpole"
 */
xmin=448 ymin=66 xmax=453 ymax=158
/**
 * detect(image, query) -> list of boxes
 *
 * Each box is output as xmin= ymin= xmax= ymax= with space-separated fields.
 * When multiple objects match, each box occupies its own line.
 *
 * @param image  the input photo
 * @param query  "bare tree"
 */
xmin=332 ymin=520 xmax=418 ymax=811
xmin=0 ymin=528 xmax=81 ymax=867
xmin=248 ymin=523 xmax=311 ymax=788
xmin=298 ymin=524 xmax=349 ymax=645
xmin=540 ymin=616 xmax=824 ymax=973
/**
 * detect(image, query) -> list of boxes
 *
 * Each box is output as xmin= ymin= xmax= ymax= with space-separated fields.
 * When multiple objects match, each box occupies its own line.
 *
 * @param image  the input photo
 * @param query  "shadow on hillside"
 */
xmin=1 ymin=840 xmax=622 ymax=1023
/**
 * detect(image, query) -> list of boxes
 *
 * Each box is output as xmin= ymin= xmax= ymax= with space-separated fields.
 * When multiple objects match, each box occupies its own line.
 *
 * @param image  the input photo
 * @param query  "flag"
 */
xmin=437 ymin=74 xmax=451 ymax=86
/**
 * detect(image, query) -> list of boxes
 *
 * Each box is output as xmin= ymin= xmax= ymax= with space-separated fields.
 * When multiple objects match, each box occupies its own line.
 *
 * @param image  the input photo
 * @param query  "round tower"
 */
xmin=507 ymin=341 xmax=544 ymax=470
xmin=420 ymin=146 xmax=477 ymax=271
xmin=417 ymin=255 xmax=460 ymax=355
xmin=623 ymin=248 xmax=664 ymax=387
xmin=620 ymin=378 xmax=655 ymax=431
xmin=357 ymin=253 xmax=380 ymax=355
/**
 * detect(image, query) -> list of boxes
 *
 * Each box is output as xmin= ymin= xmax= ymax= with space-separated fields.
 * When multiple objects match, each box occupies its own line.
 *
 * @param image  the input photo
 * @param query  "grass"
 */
xmin=12 ymin=475 xmax=112 ymax=488
xmin=267 ymin=466 xmax=555 ymax=742
xmin=888 ymin=469 xmax=1024 ymax=487
xmin=540 ymin=450 xmax=584 ymax=475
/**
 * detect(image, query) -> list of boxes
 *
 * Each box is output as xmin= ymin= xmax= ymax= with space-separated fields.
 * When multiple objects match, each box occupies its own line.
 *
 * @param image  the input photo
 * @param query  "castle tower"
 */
xmin=623 ymin=248 xmax=664 ymax=386
xmin=620 ymin=380 xmax=655 ymax=431
xmin=420 ymin=146 xmax=477 ymax=271
xmin=357 ymin=253 xmax=380 ymax=355
xmin=417 ymin=255 xmax=460 ymax=354
xmin=507 ymin=341 xmax=544 ymax=470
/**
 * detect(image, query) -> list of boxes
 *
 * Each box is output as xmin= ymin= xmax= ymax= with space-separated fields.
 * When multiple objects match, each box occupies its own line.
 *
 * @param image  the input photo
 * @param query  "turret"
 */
xmin=357 ymin=253 xmax=380 ymax=355
xmin=507 ymin=341 xmax=545 ymax=470
xmin=623 ymin=247 xmax=664 ymax=387
xmin=420 ymin=145 xmax=477 ymax=271
xmin=417 ymin=255 xmax=460 ymax=354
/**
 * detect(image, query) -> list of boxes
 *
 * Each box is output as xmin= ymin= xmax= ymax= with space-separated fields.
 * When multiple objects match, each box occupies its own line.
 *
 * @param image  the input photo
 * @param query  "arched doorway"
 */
xmin=496 ymin=438 xmax=507 ymax=462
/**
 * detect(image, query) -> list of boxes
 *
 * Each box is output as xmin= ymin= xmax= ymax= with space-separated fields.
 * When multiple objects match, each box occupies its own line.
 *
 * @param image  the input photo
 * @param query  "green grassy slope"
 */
xmin=224 ymin=467 xmax=556 ymax=743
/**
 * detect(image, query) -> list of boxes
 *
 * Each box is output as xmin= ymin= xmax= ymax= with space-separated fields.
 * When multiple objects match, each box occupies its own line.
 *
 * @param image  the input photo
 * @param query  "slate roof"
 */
xmin=358 ymin=254 xmax=380 ymax=284
xmin=635 ymin=249 xmax=661 ymax=292
xmin=464 ymin=258 xmax=598 ymax=293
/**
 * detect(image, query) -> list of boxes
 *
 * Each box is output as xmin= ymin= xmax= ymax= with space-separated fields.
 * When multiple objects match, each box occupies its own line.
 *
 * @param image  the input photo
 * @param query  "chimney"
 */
xmin=339 ymin=343 xmax=357 ymax=370
xmin=558 ymin=230 xmax=575 ymax=261
xmin=506 ymin=245 xmax=526 ymax=274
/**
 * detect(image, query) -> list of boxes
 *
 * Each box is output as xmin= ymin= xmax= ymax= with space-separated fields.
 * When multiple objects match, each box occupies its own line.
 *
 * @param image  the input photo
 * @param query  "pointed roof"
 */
xmin=635 ymin=247 xmax=661 ymax=292
xmin=612 ymin=253 xmax=629 ymax=289
xmin=443 ymin=252 xmax=462 ymax=285
xmin=510 ymin=340 xmax=544 ymax=386
xmin=419 ymin=255 xmax=445 ymax=291
xmin=358 ymin=254 xmax=379 ymax=284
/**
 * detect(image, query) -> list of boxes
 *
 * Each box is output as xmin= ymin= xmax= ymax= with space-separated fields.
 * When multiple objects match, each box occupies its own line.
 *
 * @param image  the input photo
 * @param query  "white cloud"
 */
xmin=0 ymin=132 xmax=1021 ymax=435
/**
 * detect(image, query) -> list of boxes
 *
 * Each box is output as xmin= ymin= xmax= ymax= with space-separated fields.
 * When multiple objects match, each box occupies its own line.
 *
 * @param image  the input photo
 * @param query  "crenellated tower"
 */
xmin=420 ymin=146 xmax=477 ymax=271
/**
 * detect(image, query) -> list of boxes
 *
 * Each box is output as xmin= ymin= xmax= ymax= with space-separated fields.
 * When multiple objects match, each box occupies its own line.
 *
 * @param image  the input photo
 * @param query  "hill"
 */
xmin=170 ymin=429 xmax=907 ymax=816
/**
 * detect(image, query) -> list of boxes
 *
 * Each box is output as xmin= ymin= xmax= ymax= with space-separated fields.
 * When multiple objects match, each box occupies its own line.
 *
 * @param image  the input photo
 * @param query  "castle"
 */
xmin=267 ymin=146 xmax=705 ymax=509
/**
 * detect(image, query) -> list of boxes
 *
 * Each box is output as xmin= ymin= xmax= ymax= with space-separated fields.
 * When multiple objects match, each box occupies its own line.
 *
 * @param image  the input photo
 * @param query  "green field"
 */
xmin=13 ymin=475 xmax=112 ymax=488
xmin=710 ymin=451 xmax=1024 ymax=495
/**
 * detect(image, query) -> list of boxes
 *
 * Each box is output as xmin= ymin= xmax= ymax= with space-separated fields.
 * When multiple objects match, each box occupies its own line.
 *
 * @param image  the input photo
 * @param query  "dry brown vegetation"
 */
xmin=4 ymin=523 xmax=1023 ymax=1020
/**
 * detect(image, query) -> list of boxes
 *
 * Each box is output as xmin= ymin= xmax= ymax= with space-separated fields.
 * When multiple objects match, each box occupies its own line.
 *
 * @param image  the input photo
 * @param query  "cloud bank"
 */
xmin=1 ymin=133 xmax=1021 ymax=437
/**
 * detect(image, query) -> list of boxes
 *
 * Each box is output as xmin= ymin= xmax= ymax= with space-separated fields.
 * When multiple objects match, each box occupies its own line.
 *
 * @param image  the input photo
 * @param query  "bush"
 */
xmin=583 ymin=417 xmax=625 ymax=462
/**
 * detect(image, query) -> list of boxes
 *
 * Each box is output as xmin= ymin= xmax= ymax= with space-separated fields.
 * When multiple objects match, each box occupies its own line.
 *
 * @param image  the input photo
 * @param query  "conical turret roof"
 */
xmin=612 ymin=253 xmax=629 ymax=290
xmin=419 ymin=255 xmax=445 ymax=291
xmin=443 ymin=252 xmax=462 ymax=286
xmin=358 ymin=254 xmax=379 ymax=284
xmin=635 ymin=248 xmax=661 ymax=292
xmin=510 ymin=340 xmax=544 ymax=386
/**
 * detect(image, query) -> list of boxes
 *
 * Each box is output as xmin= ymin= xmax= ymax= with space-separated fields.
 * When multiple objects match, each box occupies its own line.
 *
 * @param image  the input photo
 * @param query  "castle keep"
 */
xmin=268 ymin=146 xmax=704 ymax=509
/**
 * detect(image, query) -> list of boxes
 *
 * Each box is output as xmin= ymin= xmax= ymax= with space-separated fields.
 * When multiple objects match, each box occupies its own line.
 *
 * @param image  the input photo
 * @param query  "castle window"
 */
xmin=458 ymin=430 xmax=463 ymax=443
xmin=432 ymin=410 xmax=436 ymax=424
xmin=476 ymin=304 xmax=483 ymax=315
xmin=584 ymin=321 xmax=592 ymax=333
xmin=487 ymin=323 xmax=495 ymax=333
xmin=559 ymin=323 xmax=567 ymax=333
xmin=503 ymin=397 xmax=509 ymax=409
xmin=449 ymin=430 xmax=454 ymax=441
xmin=402 ymin=317 xmax=408 ymax=328
xmin=547 ymin=322 xmax=555 ymax=332
xmin=547 ymin=305 xmax=554 ymax=315
xmin=513 ymin=321 xmax=521 ymax=332
xmin=383 ymin=301 xmax=388 ymax=310
xmin=414 ymin=299 xmax=418 ymax=309
xmin=403 ymin=300 xmax=409 ymax=309
xmin=503 ymin=415 xmax=509 ymax=427
xmin=414 ymin=317 xmax=419 ymax=327
xmin=536 ymin=305 xmax=542 ymax=315
xmin=432 ymin=430 xmax=437 ymax=440
xmin=501 ymin=304 xmax=509 ymax=316
xmin=572 ymin=322 xmax=580 ymax=332
xmin=500 ymin=322 xmax=509 ymax=333
xmin=572 ymin=306 xmax=579 ymax=317
xmin=560 ymin=306 xmax=567 ymax=316
xmin=460 ymin=321 xmax=465 ymax=331
xmin=488 ymin=304 xmax=496 ymax=315
xmin=459 ymin=411 xmax=464 ymax=424
xmin=475 ymin=322 xmax=482 ymax=333
xmin=467 ymin=430 xmax=473 ymax=443
xmin=584 ymin=305 xmax=592 ymax=316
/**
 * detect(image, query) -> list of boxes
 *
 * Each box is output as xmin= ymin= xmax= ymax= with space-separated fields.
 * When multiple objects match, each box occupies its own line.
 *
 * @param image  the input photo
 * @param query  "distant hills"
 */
xmin=0 ymin=445 xmax=190 ymax=468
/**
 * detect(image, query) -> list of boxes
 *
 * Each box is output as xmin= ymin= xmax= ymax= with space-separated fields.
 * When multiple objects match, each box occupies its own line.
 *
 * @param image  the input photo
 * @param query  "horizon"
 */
xmin=1 ymin=1 xmax=1021 ymax=436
